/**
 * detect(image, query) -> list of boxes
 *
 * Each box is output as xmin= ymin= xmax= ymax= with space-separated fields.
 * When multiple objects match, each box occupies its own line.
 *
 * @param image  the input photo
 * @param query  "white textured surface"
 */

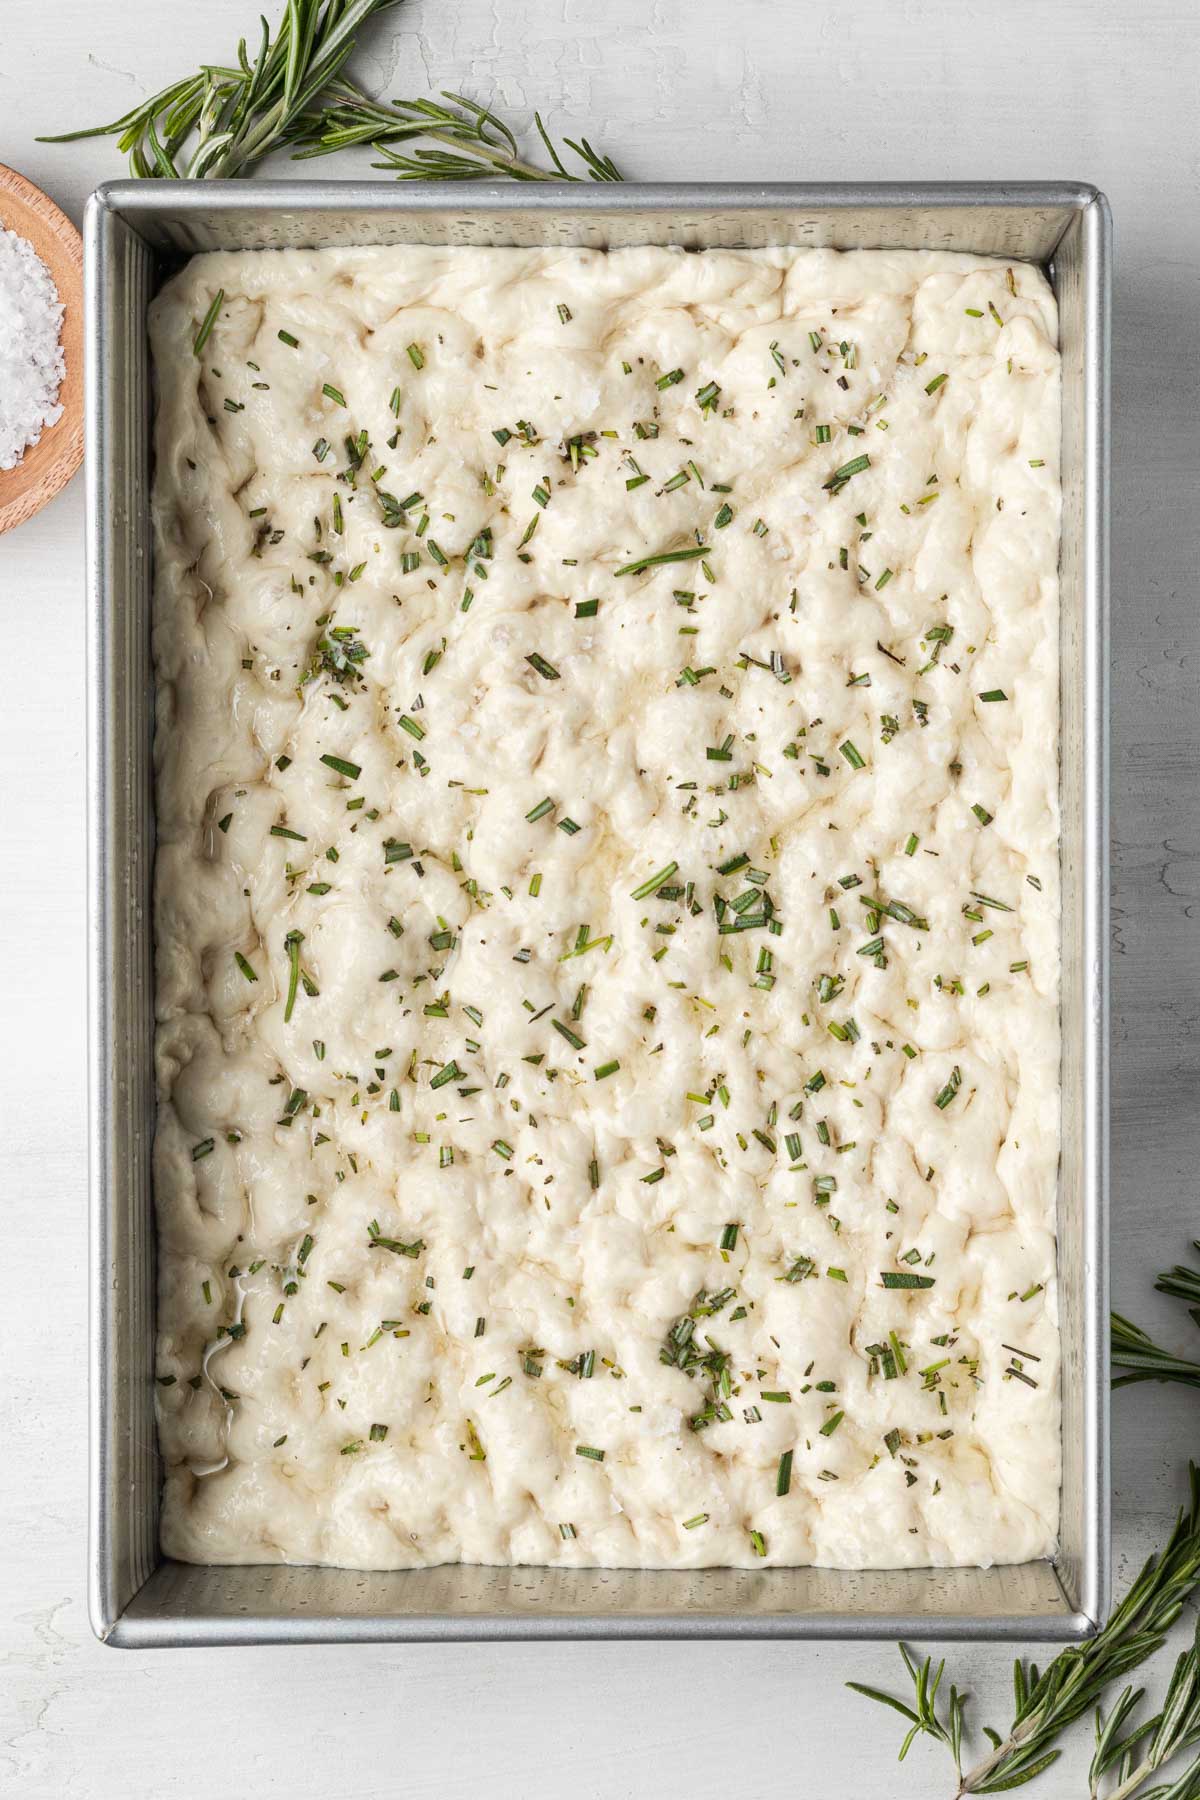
xmin=151 ymin=244 xmax=1061 ymax=1574
xmin=0 ymin=0 xmax=1197 ymax=1795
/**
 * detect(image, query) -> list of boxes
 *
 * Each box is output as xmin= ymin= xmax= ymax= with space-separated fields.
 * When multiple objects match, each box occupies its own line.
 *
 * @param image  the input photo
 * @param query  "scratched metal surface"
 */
xmin=1 ymin=0 xmax=1197 ymax=1794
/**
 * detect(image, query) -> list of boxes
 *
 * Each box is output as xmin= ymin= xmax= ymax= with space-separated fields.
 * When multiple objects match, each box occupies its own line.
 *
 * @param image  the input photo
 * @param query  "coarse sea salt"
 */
xmin=0 ymin=225 xmax=65 ymax=471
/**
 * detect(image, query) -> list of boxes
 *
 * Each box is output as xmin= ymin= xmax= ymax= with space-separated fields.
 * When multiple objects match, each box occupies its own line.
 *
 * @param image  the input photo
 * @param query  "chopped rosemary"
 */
xmin=631 ymin=861 xmax=679 ymax=900
xmin=320 ymin=752 xmax=360 ymax=779
xmin=192 ymin=289 xmax=223 ymax=356
xmin=615 ymin=546 xmax=710 ymax=577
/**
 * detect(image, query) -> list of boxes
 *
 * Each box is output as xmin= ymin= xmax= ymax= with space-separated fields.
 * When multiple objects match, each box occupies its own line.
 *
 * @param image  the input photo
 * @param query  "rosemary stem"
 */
xmin=1103 ymin=1760 xmax=1154 ymax=1800
xmin=379 ymin=125 xmax=566 ymax=182
xmin=220 ymin=97 xmax=291 ymax=175
xmin=955 ymin=1715 xmax=1039 ymax=1795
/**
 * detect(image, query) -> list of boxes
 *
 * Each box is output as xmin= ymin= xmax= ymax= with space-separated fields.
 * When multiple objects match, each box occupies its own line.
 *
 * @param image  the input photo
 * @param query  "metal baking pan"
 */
xmin=87 ymin=180 xmax=1110 ymax=1646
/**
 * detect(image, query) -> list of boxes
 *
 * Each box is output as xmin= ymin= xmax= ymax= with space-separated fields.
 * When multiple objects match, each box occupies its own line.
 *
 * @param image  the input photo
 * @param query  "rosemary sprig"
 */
xmin=1111 ymin=1316 xmax=1200 ymax=1391
xmin=39 ymin=0 xmax=400 ymax=178
xmin=1112 ymin=1244 xmax=1200 ymax=1390
xmin=1157 ymin=1255 xmax=1200 ymax=1318
xmin=850 ymin=1465 xmax=1200 ymax=1795
xmin=297 ymin=86 xmax=623 ymax=182
xmin=37 ymin=0 xmax=623 ymax=184
xmin=847 ymin=1647 xmax=968 ymax=1778
xmin=1087 ymin=1615 xmax=1200 ymax=1800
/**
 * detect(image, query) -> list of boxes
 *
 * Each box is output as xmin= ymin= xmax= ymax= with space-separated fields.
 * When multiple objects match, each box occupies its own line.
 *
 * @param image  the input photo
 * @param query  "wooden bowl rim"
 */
xmin=0 ymin=164 xmax=85 ymax=537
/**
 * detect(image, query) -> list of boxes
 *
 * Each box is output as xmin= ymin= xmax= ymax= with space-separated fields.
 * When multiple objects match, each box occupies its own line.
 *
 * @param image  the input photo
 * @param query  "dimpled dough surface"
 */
xmin=149 ymin=244 xmax=1061 ymax=1572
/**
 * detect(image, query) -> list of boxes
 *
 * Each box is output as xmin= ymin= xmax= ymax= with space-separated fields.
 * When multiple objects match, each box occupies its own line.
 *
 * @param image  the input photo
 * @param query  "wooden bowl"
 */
xmin=0 ymin=165 xmax=84 ymax=535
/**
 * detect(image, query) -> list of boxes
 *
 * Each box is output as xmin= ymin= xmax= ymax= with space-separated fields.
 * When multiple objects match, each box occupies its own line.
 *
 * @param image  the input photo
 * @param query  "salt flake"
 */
xmin=0 ymin=226 xmax=65 ymax=470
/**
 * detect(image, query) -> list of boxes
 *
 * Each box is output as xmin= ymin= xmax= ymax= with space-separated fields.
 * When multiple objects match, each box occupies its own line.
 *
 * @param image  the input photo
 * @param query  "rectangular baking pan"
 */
xmin=87 ymin=180 xmax=1110 ymax=1646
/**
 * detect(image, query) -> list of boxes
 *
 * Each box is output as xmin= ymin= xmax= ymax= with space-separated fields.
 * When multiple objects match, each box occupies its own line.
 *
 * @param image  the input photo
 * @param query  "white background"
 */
xmin=1 ymin=2 xmax=1197 ymax=1795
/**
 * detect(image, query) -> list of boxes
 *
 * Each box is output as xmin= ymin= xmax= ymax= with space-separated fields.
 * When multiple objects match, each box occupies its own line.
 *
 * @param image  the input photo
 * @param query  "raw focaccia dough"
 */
xmin=150 ymin=244 xmax=1061 ymax=1571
